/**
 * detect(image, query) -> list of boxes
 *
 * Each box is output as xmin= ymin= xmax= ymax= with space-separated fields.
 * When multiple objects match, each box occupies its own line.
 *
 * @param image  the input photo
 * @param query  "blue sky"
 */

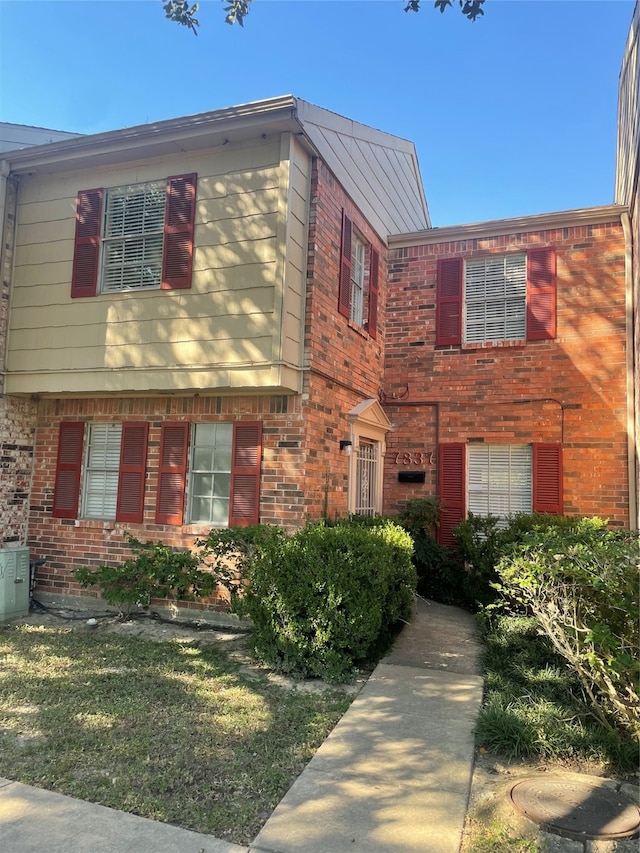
xmin=0 ymin=0 xmax=634 ymax=226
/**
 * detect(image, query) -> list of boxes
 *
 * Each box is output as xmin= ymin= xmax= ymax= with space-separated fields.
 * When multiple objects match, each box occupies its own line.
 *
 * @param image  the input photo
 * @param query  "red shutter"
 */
xmin=52 ymin=422 xmax=85 ymax=518
xmin=338 ymin=211 xmax=352 ymax=318
xmin=229 ymin=422 xmax=262 ymax=527
xmin=367 ymin=247 xmax=379 ymax=339
xmin=533 ymin=443 xmax=563 ymax=514
xmin=155 ymin=423 xmax=189 ymax=525
xmin=527 ymin=247 xmax=556 ymax=340
xmin=436 ymin=258 xmax=463 ymax=345
xmin=437 ymin=443 xmax=466 ymax=547
xmin=71 ymin=189 xmax=103 ymax=298
xmin=162 ymin=173 xmax=197 ymax=290
xmin=116 ymin=423 xmax=149 ymax=523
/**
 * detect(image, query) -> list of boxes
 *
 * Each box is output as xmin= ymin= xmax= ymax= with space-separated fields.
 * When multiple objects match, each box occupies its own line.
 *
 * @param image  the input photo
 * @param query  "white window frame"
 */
xmin=82 ymin=423 xmax=122 ymax=519
xmin=350 ymin=233 xmax=366 ymax=326
xmin=100 ymin=179 xmax=166 ymax=294
xmin=187 ymin=423 xmax=234 ymax=526
xmin=467 ymin=444 xmax=532 ymax=525
xmin=464 ymin=253 xmax=527 ymax=343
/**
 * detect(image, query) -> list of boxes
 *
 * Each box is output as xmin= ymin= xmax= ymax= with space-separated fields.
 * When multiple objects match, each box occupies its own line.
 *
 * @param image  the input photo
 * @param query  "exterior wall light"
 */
xmin=339 ymin=440 xmax=353 ymax=455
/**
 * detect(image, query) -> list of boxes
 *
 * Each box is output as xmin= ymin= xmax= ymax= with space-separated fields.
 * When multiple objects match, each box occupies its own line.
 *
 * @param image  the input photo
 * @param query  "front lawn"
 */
xmin=0 ymin=624 xmax=352 ymax=845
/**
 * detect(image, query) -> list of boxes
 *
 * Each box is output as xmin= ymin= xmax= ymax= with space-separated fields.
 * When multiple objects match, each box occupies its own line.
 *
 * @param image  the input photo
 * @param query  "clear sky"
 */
xmin=0 ymin=0 xmax=634 ymax=227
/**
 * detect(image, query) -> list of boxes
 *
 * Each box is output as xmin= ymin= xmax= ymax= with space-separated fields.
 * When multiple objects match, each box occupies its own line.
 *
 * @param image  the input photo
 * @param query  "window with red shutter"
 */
xmin=162 ymin=173 xmax=197 ymax=290
xmin=71 ymin=175 xmax=196 ymax=297
xmin=155 ymin=423 xmax=189 ymax=525
xmin=437 ymin=443 xmax=466 ymax=547
xmin=338 ymin=211 xmax=353 ymax=318
xmin=52 ymin=422 xmax=85 ymax=518
xmin=71 ymin=190 xmax=103 ymax=298
xmin=367 ymin=248 xmax=379 ymax=339
xmin=527 ymin=247 xmax=557 ymax=340
xmin=436 ymin=250 xmax=557 ymax=346
xmin=533 ymin=443 xmax=563 ymax=514
xmin=116 ymin=423 xmax=149 ymax=523
xmin=229 ymin=422 xmax=263 ymax=527
xmin=338 ymin=210 xmax=380 ymax=339
xmin=436 ymin=258 xmax=463 ymax=345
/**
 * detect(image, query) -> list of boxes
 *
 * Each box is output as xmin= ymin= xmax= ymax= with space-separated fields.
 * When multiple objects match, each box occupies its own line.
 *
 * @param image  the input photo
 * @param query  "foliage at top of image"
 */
xmin=163 ymin=0 xmax=486 ymax=35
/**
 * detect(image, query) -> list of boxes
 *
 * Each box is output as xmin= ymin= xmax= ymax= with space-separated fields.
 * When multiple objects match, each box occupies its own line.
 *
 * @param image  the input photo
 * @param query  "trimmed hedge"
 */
xmin=200 ymin=521 xmax=416 ymax=683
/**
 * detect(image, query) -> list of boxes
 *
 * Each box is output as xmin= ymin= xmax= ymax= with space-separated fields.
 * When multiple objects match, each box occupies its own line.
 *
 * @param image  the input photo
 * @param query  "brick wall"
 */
xmin=383 ymin=221 xmax=631 ymax=526
xmin=1 ymin=397 xmax=37 ymax=545
xmin=28 ymin=394 xmax=308 ymax=604
xmin=300 ymin=159 xmax=387 ymax=519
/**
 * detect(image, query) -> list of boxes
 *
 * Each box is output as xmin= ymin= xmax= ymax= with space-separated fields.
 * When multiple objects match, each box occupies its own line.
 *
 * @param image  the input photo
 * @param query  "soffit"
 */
xmin=4 ymin=96 xmax=304 ymax=176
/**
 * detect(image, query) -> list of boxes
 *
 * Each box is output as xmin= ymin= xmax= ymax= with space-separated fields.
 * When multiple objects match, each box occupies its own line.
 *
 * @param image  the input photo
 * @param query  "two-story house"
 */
xmin=383 ymin=207 xmax=633 ymax=544
xmin=0 ymin=97 xmax=430 ymax=609
xmin=0 ymin=5 xmax=638 ymax=614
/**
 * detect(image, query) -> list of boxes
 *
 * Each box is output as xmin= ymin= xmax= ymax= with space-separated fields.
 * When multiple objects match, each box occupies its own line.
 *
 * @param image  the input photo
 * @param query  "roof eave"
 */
xmin=4 ymin=95 xmax=303 ymax=174
xmin=389 ymin=204 xmax=629 ymax=247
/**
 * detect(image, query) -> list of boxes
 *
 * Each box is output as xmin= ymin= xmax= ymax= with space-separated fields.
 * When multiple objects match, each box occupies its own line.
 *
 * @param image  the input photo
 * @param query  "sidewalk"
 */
xmin=0 ymin=599 xmax=484 ymax=853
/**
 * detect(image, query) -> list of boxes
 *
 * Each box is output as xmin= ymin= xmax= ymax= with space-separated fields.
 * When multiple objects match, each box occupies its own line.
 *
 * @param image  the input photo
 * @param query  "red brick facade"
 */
xmin=382 ymin=220 xmax=630 ymax=529
xmin=300 ymin=160 xmax=387 ymax=520
xmin=29 ymin=395 xmax=309 ymax=607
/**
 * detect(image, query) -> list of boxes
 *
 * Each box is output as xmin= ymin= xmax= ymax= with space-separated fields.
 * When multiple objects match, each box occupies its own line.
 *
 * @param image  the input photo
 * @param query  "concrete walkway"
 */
xmin=0 ymin=599 xmax=484 ymax=853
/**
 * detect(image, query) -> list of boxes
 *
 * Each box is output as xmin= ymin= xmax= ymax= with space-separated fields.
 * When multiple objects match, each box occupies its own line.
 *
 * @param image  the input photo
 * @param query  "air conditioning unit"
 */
xmin=0 ymin=547 xmax=30 ymax=622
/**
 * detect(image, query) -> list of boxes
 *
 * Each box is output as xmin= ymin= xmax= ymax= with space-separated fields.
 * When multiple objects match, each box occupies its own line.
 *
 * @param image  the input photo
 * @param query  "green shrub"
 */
xmin=454 ymin=512 xmax=591 ymax=607
xmin=493 ymin=520 xmax=639 ymax=741
xmin=398 ymin=498 xmax=466 ymax=605
xmin=201 ymin=520 xmax=416 ymax=683
xmin=74 ymin=533 xmax=219 ymax=615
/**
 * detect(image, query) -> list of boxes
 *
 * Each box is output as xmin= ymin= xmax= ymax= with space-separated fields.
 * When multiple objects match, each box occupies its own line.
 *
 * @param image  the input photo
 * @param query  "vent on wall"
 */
xmin=0 ymin=547 xmax=30 ymax=622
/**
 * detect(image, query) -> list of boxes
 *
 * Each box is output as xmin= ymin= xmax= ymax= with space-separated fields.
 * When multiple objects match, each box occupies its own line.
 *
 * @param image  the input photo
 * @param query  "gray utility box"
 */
xmin=0 ymin=547 xmax=30 ymax=622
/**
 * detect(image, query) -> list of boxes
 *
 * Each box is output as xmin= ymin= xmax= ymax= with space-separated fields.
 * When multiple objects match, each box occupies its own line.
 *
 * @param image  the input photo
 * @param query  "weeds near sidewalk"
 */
xmin=0 ymin=625 xmax=352 ymax=845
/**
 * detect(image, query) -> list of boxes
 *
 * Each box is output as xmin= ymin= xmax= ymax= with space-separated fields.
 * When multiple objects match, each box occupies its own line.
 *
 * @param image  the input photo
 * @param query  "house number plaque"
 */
xmin=390 ymin=451 xmax=434 ymax=465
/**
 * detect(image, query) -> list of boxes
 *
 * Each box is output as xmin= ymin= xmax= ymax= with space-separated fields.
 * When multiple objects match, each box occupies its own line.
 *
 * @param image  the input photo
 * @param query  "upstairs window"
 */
xmin=465 ymin=254 xmax=527 ymax=343
xmin=71 ymin=173 xmax=197 ymax=298
xmin=350 ymin=234 xmax=366 ymax=326
xmin=338 ymin=210 xmax=379 ymax=339
xmin=102 ymin=180 xmax=166 ymax=292
xmin=436 ymin=247 xmax=556 ymax=346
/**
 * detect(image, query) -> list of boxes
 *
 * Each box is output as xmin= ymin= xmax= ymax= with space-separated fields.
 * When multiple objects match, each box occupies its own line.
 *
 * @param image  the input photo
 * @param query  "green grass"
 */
xmin=0 ymin=624 xmax=352 ymax=845
xmin=474 ymin=615 xmax=638 ymax=771
xmin=463 ymin=819 xmax=538 ymax=853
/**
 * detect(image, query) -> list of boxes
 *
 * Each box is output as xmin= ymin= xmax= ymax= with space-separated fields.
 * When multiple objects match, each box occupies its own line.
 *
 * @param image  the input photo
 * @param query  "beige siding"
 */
xmin=282 ymin=136 xmax=311 ymax=367
xmin=7 ymin=137 xmax=308 ymax=395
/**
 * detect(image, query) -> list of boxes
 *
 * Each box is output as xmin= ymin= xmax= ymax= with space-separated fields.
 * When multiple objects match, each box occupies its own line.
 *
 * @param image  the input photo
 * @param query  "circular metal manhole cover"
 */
xmin=509 ymin=776 xmax=640 ymax=841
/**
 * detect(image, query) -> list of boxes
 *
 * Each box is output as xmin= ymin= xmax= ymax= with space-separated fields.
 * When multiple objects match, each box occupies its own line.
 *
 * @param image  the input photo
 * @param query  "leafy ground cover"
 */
xmin=0 ymin=622 xmax=352 ymax=845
